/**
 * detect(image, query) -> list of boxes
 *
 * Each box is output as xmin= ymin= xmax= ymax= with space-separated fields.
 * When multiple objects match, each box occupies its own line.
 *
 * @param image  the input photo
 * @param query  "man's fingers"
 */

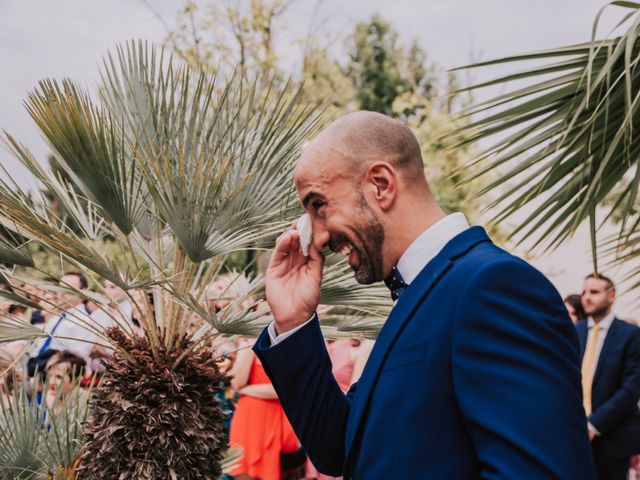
xmin=270 ymin=230 xmax=304 ymax=266
xmin=289 ymin=230 xmax=301 ymax=252
xmin=308 ymin=239 xmax=324 ymax=262
xmin=270 ymin=231 xmax=294 ymax=265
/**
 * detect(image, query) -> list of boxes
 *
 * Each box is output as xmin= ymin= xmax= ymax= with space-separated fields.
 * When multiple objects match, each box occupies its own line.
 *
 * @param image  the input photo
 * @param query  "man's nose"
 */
xmin=311 ymin=218 xmax=330 ymax=251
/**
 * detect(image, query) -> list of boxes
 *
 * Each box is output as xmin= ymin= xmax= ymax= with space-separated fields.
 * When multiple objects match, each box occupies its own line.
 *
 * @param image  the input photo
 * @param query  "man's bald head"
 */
xmin=297 ymin=111 xmax=427 ymax=185
xmin=292 ymin=111 xmax=445 ymax=284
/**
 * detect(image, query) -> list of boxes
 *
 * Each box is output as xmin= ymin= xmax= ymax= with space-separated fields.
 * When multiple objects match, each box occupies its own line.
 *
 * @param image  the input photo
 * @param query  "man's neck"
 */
xmin=389 ymin=204 xmax=446 ymax=267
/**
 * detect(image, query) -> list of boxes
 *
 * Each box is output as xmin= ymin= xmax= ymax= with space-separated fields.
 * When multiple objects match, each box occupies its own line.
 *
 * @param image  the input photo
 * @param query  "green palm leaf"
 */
xmin=99 ymin=41 xmax=325 ymax=261
xmin=4 ymin=135 xmax=106 ymax=241
xmin=0 ymin=182 xmax=130 ymax=288
xmin=449 ymin=1 xmax=640 ymax=271
xmin=0 ymin=237 xmax=32 ymax=268
xmin=0 ymin=313 xmax=46 ymax=344
xmin=25 ymin=79 xmax=149 ymax=237
xmin=0 ymin=378 xmax=90 ymax=479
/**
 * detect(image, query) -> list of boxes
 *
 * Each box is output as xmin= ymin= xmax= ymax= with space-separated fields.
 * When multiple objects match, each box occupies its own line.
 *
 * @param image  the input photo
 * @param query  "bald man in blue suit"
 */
xmin=255 ymin=111 xmax=597 ymax=479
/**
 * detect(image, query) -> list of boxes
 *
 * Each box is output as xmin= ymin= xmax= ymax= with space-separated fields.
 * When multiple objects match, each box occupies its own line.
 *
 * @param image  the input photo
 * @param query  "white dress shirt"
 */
xmin=30 ymin=304 xmax=98 ymax=359
xmin=91 ymin=300 xmax=134 ymax=331
xmin=268 ymin=212 xmax=470 ymax=345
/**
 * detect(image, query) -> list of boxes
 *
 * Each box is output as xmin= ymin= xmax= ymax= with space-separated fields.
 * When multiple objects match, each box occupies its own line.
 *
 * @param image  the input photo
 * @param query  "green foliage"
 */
xmin=0 ymin=378 xmax=90 ymax=479
xmin=449 ymin=1 xmax=640 ymax=280
xmin=346 ymin=15 xmax=435 ymax=117
xmin=166 ymin=0 xmax=291 ymax=75
xmin=300 ymin=45 xmax=355 ymax=109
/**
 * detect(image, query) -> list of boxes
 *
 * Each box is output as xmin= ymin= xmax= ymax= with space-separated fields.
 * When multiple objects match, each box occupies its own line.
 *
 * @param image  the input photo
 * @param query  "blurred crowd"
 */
xmin=1 ymin=270 xmax=639 ymax=479
xmin=0 ymin=271 xmax=373 ymax=480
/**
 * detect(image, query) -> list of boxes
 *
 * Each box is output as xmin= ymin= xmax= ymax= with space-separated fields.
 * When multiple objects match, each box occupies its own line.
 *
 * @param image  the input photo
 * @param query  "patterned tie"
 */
xmin=581 ymin=323 xmax=602 ymax=416
xmin=384 ymin=266 xmax=408 ymax=302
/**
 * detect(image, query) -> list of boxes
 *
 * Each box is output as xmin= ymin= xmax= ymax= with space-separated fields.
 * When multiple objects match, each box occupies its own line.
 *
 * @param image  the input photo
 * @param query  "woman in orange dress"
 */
xmin=229 ymin=342 xmax=300 ymax=480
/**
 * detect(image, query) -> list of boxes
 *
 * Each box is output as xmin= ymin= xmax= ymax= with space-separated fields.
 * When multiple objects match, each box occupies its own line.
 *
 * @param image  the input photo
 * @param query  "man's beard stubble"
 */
xmin=585 ymin=303 xmax=611 ymax=319
xmin=352 ymin=196 xmax=385 ymax=285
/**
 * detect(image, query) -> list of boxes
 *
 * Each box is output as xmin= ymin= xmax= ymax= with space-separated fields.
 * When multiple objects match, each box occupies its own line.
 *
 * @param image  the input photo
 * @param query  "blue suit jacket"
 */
xmin=576 ymin=317 xmax=640 ymax=457
xmin=255 ymin=227 xmax=596 ymax=479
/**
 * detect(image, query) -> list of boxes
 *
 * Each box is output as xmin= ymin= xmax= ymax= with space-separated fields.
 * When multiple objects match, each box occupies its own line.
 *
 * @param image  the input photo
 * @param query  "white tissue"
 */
xmin=298 ymin=213 xmax=313 ymax=257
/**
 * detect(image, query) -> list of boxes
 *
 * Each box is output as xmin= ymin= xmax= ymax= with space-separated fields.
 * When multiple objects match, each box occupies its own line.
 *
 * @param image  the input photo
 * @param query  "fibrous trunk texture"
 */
xmin=78 ymin=329 xmax=227 ymax=479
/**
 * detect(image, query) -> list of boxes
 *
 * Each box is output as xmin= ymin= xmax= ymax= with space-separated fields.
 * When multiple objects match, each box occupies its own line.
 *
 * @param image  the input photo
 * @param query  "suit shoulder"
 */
xmin=456 ymin=242 xmax=549 ymax=286
xmin=614 ymin=319 xmax=640 ymax=340
xmin=614 ymin=318 xmax=640 ymax=330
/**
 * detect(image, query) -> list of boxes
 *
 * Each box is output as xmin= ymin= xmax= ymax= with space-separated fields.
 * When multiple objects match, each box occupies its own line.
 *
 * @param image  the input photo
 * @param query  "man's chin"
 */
xmin=586 ymin=307 xmax=610 ymax=318
xmin=353 ymin=267 xmax=377 ymax=285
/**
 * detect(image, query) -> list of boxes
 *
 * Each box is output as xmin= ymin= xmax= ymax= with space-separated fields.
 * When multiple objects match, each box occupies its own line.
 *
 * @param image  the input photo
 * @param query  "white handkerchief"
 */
xmin=298 ymin=213 xmax=313 ymax=257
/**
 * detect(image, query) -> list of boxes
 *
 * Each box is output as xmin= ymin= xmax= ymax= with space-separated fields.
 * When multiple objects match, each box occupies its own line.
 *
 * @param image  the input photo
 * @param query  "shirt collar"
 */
xmin=588 ymin=312 xmax=616 ymax=330
xmin=396 ymin=212 xmax=470 ymax=285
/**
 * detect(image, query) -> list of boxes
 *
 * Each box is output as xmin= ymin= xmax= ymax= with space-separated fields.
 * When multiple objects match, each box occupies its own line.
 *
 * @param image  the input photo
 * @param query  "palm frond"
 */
xmin=0 ymin=230 xmax=33 ymax=268
xmin=0 ymin=313 xmax=46 ymax=345
xmin=4 ymin=135 xmax=106 ymax=241
xmin=99 ymin=40 xmax=325 ymax=261
xmin=0 ymin=377 xmax=90 ymax=479
xmin=319 ymin=258 xmax=392 ymax=318
xmin=24 ymin=79 xmax=149 ymax=237
xmin=0 ymin=180 xmax=130 ymax=289
xmin=449 ymin=2 xmax=640 ymax=259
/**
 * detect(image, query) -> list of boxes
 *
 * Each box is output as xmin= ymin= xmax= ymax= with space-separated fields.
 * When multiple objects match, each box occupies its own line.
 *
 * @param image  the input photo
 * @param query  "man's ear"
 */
xmin=366 ymin=162 xmax=397 ymax=211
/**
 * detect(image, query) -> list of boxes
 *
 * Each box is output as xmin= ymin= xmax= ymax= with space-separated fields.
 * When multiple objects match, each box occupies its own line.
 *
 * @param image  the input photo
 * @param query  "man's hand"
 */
xmin=266 ymin=226 xmax=324 ymax=334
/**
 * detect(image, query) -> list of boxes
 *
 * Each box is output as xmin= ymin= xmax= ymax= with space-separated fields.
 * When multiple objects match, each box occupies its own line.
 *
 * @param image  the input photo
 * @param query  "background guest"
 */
xmin=44 ymin=350 xmax=85 ymax=411
xmin=27 ymin=271 xmax=97 ymax=376
xmin=565 ymin=293 xmax=586 ymax=324
xmin=228 ymin=338 xmax=301 ymax=480
xmin=577 ymin=273 xmax=640 ymax=480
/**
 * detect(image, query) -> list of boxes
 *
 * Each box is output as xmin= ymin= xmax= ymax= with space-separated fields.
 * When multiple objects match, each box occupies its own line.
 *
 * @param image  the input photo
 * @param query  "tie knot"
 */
xmin=384 ymin=266 xmax=408 ymax=301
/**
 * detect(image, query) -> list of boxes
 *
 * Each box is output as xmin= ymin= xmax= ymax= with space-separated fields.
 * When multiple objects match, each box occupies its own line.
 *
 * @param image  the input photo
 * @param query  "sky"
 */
xmin=0 ymin=0 xmax=636 ymax=316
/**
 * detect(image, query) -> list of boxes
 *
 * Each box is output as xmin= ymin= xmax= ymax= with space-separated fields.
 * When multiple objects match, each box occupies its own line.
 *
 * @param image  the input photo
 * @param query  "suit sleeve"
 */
xmin=253 ymin=315 xmax=350 ymax=476
xmin=452 ymin=258 xmax=596 ymax=479
xmin=589 ymin=326 xmax=640 ymax=434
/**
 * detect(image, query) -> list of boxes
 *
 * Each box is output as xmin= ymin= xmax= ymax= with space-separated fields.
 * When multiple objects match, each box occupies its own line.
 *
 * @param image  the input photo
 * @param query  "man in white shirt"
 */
xmin=577 ymin=273 xmax=640 ymax=480
xmin=28 ymin=271 xmax=98 ymax=376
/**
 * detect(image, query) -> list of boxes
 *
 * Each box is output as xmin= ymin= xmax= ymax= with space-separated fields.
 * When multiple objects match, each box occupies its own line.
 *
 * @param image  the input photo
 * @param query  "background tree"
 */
xmin=165 ymin=4 xmax=497 ymax=232
xmin=345 ymin=15 xmax=436 ymax=117
xmin=165 ymin=0 xmax=294 ymax=76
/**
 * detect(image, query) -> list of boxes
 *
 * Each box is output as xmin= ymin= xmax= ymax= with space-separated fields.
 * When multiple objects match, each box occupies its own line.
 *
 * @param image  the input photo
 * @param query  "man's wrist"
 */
xmin=273 ymin=313 xmax=315 ymax=335
xmin=268 ymin=313 xmax=317 ymax=347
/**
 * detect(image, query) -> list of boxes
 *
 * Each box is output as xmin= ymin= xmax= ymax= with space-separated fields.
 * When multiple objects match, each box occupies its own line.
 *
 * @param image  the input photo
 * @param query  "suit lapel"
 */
xmin=344 ymin=226 xmax=491 ymax=464
xmin=593 ymin=318 xmax=620 ymax=385
xmin=576 ymin=321 xmax=588 ymax=359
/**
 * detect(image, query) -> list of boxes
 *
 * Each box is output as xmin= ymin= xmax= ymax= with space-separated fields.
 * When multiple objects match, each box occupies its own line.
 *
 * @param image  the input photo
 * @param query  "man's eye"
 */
xmin=312 ymin=201 xmax=325 ymax=212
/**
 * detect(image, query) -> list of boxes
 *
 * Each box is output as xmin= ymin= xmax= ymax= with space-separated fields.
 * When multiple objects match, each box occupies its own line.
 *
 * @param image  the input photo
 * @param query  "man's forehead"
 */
xmin=584 ymin=278 xmax=608 ymax=289
xmin=294 ymin=162 xmax=352 ymax=196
